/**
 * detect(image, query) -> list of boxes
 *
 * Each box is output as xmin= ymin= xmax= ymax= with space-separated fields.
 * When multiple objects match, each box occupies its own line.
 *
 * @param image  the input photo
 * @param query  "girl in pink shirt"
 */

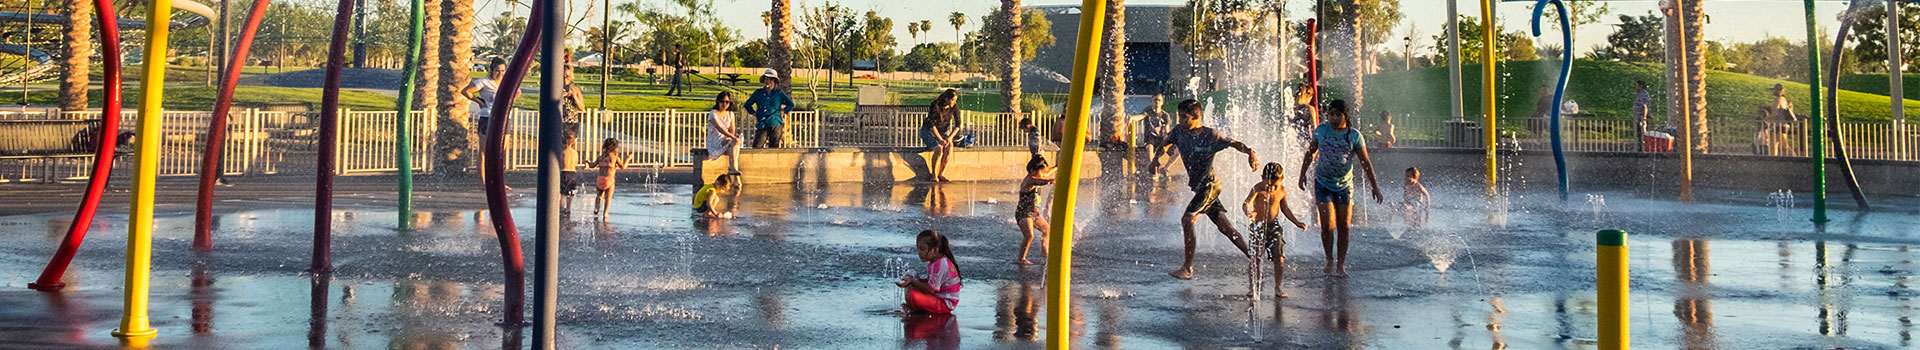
xmin=898 ymin=230 xmax=962 ymax=314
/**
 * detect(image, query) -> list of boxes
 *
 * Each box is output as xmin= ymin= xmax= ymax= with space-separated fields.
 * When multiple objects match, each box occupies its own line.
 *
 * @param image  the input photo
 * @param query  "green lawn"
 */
xmin=0 ymin=84 xmax=396 ymax=110
xmin=1361 ymin=59 xmax=1919 ymax=125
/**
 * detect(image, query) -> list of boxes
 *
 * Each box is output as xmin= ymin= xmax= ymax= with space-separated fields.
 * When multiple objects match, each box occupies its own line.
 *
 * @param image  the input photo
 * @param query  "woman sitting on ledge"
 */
xmin=921 ymin=89 xmax=962 ymax=182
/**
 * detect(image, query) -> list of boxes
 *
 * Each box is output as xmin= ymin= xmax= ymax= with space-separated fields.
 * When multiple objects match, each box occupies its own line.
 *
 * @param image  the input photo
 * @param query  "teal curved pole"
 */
xmin=394 ymin=0 xmax=424 ymax=230
xmin=1531 ymin=0 xmax=1571 ymax=201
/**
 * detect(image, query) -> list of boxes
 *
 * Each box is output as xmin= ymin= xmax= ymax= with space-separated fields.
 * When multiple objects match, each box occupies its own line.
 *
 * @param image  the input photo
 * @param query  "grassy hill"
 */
xmin=1360 ymin=59 xmax=1919 ymax=124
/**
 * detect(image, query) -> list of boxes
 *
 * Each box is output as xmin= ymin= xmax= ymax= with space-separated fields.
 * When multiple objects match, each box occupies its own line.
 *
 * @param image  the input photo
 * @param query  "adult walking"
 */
xmin=922 ymin=89 xmax=961 ymax=182
xmin=1630 ymin=80 xmax=1652 ymax=143
xmin=1296 ymin=99 xmax=1382 ymax=277
xmin=1756 ymin=83 xmax=1800 ymax=155
xmin=744 ymin=68 xmax=796 ymax=148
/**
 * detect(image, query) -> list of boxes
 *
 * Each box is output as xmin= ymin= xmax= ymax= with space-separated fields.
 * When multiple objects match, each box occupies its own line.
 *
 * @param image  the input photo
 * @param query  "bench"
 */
xmin=0 ymin=119 xmax=130 ymax=182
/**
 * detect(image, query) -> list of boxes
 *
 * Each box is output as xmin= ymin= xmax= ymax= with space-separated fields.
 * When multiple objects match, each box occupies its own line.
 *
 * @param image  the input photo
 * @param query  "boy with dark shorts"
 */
xmin=1243 ymin=163 xmax=1307 ymax=298
xmin=1167 ymin=99 xmax=1261 ymax=280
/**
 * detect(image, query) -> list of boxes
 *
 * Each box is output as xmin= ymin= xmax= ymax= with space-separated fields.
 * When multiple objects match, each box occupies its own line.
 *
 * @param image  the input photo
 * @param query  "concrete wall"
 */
xmin=1368 ymin=148 xmax=1919 ymax=199
xmin=692 ymin=147 xmax=1115 ymax=185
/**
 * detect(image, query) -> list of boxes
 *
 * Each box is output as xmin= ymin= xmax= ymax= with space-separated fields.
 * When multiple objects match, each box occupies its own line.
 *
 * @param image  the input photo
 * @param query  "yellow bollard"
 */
xmin=1597 ymin=229 xmax=1629 ymax=349
xmin=1479 ymin=0 xmax=1499 ymax=198
xmin=113 ymin=0 xmax=170 ymax=345
xmin=1045 ymin=0 xmax=1108 ymax=349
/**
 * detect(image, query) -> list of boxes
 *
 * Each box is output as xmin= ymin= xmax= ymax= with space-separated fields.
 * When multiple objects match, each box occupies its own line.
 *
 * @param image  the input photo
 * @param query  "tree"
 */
xmin=796 ymin=2 xmax=858 ymax=92
xmin=850 ymin=11 xmax=897 ymax=73
xmin=482 ymin=12 xmax=527 ymax=57
xmin=1099 ymin=0 xmax=1127 ymax=144
xmin=58 ymin=0 xmax=90 ymax=110
xmin=435 ymin=0 xmax=478 ymax=175
xmin=949 ymin=12 xmax=967 ymax=43
xmin=733 ymin=38 xmax=769 ymax=68
xmin=1588 ymin=12 xmax=1663 ymax=63
xmin=907 ymin=20 xmax=920 ymax=46
xmin=1534 ymin=1 xmax=1611 ymax=38
xmin=586 ymin=20 xmax=635 ymax=64
xmin=1429 ymin=15 xmax=1532 ymax=65
xmin=1847 ymin=3 xmax=1920 ymax=73
xmin=902 ymin=42 xmax=957 ymax=73
xmin=1678 ymin=0 xmax=1706 ymax=152
xmin=998 ymin=0 xmax=1022 ymax=113
xmin=415 ymin=0 xmax=440 ymax=115
xmin=771 ymin=0 xmax=794 ymax=90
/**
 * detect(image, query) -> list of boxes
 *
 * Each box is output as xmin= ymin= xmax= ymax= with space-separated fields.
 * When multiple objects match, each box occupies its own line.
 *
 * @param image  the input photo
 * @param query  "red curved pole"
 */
xmin=484 ymin=0 xmax=544 ymax=327
xmin=313 ymin=0 xmax=356 ymax=274
xmin=193 ymin=0 xmax=271 ymax=252
xmin=28 ymin=0 xmax=124 ymax=291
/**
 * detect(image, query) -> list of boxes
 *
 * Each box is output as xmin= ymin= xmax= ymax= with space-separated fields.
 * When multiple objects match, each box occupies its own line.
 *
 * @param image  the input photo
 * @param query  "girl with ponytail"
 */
xmin=898 ymin=230 xmax=962 ymax=314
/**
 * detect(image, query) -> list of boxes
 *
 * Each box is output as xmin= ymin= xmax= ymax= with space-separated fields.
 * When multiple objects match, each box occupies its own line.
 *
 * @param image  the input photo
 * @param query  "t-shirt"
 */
xmin=692 ymin=184 xmax=716 ymax=211
xmin=1169 ymin=126 xmax=1236 ymax=190
xmin=1141 ymin=110 xmax=1171 ymax=139
xmin=924 ymin=257 xmax=961 ymax=308
xmin=1312 ymin=124 xmax=1366 ymax=192
xmin=1630 ymin=90 xmax=1651 ymax=125
xmin=923 ymin=108 xmax=960 ymax=135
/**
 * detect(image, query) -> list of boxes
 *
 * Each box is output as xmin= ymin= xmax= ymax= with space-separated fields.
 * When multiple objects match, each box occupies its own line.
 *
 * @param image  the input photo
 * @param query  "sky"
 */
xmin=485 ymin=0 xmax=1858 ymax=57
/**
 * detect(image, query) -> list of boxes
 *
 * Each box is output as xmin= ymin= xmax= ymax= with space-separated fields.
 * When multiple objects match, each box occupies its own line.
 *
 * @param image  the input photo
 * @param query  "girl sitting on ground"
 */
xmin=899 ymin=230 xmax=962 ymax=314
xmin=1015 ymin=155 xmax=1056 ymax=265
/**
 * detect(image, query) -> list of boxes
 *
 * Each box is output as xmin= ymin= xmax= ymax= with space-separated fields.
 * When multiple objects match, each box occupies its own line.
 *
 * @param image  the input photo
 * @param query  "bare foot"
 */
xmin=937 ymin=176 xmax=952 ymax=183
xmin=1334 ymin=266 xmax=1348 ymax=278
xmin=1277 ymin=292 xmax=1289 ymax=298
xmin=1015 ymin=259 xmax=1034 ymax=265
xmin=1168 ymin=268 xmax=1194 ymax=280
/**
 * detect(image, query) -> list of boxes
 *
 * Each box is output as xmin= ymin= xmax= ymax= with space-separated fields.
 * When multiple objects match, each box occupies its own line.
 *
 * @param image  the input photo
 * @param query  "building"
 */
xmin=1025 ymin=5 xmax=1187 ymax=96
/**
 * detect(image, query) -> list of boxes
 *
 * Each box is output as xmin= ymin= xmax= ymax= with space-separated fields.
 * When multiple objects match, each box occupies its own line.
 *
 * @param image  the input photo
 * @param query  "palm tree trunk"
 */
xmin=436 ymin=0 xmax=476 ymax=175
xmin=771 ymin=0 xmax=793 ymax=91
xmin=1000 ymin=0 xmax=1023 ymax=113
xmin=1682 ymin=0 xmax=1707 ymax=152
xmin=416 ymin=0 xmax=439 ymax=113
xmin=58 ymin=0 xmax=92 ymax=111
xmin=1099 ymin=0 xmax=1127 ymax=145
xmin=1338 ymin=0 xmax=1363 ymax=110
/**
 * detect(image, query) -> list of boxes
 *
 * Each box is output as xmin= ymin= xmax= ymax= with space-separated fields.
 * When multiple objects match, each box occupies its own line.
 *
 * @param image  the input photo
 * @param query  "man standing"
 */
xmin=1167 ymin=99 xmax=1259 ymax=280
xmin=1140 ymin=94 xmax=1174 ymax=176
xmin=1631 ymin=80 xmax=1651 ymax=144
xmin=744 ymin=69 xmax=796 ymax=148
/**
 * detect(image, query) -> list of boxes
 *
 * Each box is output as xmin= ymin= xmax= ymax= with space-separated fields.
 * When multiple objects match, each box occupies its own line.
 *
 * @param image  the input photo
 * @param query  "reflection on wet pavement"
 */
xmin=0 ymin=177 xmax=1914 ymax=348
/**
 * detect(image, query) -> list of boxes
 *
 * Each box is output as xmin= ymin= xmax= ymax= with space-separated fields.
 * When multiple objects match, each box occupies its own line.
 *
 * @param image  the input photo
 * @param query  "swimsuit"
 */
xmin=1015 ymin=185 xmax=1040 ymax=220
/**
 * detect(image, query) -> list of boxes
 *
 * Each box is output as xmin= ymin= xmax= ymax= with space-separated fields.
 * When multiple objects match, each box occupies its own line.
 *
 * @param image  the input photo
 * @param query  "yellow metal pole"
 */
xmin=1480 ymin=0 xmax=1498 ymax=198
xmin=1046 ymin=0 xmax=1107 ymax=348
xmin=1597 ymin=229 xmax=1629 ymax=349
xmin=114 ymin=0 xmax=170 ymax=345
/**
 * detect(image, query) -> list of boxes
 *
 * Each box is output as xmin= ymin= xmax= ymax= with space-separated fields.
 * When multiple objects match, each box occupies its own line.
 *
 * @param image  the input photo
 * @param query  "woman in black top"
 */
xmin=921 ymin=89 xmax=961 ymax=182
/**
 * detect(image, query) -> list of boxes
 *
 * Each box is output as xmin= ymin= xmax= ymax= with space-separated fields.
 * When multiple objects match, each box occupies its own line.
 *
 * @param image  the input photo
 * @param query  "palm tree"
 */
xmin=1682 ymin=0 xmax=1706 ymax=152
xmin=57 ymin=0 xmax=91 ymax=111
xmin=417 ymin=0 xmax=440 ymax=120
xmin=771 ymin=0 xmax=794 ymax=90
xmin=437 ymin=0 xmax=478 ymax=174
xmin=998 ymin=2 xmax=1022 ymax=113
xmin=949 ymin=12 xmax=967 ymax=43
xmin=1099 ymin=0 xmax=1127 ymax=146
xmin=907 ymin=21 xmax=920 ymax=46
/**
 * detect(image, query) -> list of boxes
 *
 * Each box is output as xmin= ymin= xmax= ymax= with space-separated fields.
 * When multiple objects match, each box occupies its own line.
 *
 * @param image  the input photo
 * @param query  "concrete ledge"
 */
xmin=1368 ymin=147 xmax=1919 ymax=197
xmin=691 ymin=147 xmax=1113 ymax=185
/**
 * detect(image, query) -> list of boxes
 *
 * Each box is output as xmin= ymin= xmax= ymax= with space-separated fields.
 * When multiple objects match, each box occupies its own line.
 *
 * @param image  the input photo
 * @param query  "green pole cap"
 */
xmin=1597 ymin=230 xmax=1626 ymax=247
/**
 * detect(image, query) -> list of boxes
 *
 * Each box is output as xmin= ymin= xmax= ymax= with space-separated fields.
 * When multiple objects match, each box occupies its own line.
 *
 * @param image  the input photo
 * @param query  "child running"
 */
xmin=1401 ymin=167 xmax=1431 ymax=229
xmin=1014 ymin=155 xmax=1056 ymax=265
xmin=898 ymin=229 xmax=962 ymax=314
xmin=1243 ymin=162 xmax=1307 ymax=298
xmin=592 ymin=138 xmax=628 ymax=218
xmin=560 ymin=129 xmax=581 ymax=213
xmin=693 ymin=174 xmax=739 ymax=219
xmin=1295 ymin=99 xmax=1383 ymax=277
xmin=1167 ymin=99 xmax=1260 ymax=280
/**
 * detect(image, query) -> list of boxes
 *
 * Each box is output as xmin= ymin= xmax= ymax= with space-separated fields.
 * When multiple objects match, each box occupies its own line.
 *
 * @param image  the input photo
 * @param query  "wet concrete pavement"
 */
xmin=0 ymin=174 xmax=1915 ymax=349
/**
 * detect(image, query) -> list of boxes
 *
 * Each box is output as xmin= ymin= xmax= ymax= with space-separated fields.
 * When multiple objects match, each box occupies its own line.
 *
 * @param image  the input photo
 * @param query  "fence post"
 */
xmin=337 ymin=109 xmax=348 ymax=175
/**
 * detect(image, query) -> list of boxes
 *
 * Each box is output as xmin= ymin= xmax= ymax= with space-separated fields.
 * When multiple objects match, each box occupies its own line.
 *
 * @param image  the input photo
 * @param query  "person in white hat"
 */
xmin=742 ymin=68 xmax=796 ymax=148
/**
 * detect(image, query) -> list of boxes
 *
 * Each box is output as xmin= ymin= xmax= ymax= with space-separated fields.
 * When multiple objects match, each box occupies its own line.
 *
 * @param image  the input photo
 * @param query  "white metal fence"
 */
xmin=1372 ymin=115 xmax=1918 ymax=161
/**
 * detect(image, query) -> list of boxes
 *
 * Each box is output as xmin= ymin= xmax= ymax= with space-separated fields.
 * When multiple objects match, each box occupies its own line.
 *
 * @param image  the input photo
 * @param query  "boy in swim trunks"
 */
xmin=1167 ymin=99 xmax=1261 ymax=280
xmin=1243 ymin=162 xmax=1307 ymax=298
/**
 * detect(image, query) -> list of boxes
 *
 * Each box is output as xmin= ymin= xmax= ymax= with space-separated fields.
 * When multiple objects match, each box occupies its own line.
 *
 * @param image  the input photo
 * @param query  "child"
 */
xmin=1402 ymin=167 xmax=1431 ymax=229
xmin=1296 ymin=99 xmax=1383 ymax=277
xmin=898 ymin=230 xmax=962 ymax=314
xmin=1167 ymin=99 xmax=1260 ymax=280
xmin=1019 ymin=117 xmax=1045 ymax=156
xmin=1242 ymin=162 xmax=1308 ymax=298
xmin=1015 ymin=155 xmax=1056 ymax=265
xmin=693 ymin=174 xmax=738 ymax=219
xmin=560 ymin=129 xmax=580 ymax=212
xmin=592 ymin=138 xmax=628 ymax=218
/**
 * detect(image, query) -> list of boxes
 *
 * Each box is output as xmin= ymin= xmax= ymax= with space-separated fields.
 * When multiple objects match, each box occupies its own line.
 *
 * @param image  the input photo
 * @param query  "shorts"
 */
xmin=921 ymin=129 xmax=943 ymax=149
xmin=560 ymin=171 xmax=579 ymax=196
xmin=1252 ymin=221 xmax=1286 ymax=259
xmin=1184 ymin=182 xmax=1226 ymax=215
xmin=1314 ymin=185 xmax=1352 ymax=204
xmin=694 ymin=205 xmax=713 ymax=216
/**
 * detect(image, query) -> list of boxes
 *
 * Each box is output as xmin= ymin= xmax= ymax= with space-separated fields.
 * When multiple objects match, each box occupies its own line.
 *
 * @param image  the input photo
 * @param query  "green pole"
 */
xmin=1803 ymin=0 xmax=1828 ymax=223
xmin=395 ymin=0 xmax=425 ymax=230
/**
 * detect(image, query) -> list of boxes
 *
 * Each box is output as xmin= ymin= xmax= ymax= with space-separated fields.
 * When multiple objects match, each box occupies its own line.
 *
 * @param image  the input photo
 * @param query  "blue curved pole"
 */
xmin=1531 ymin=0 xmax=1572 ymax=201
